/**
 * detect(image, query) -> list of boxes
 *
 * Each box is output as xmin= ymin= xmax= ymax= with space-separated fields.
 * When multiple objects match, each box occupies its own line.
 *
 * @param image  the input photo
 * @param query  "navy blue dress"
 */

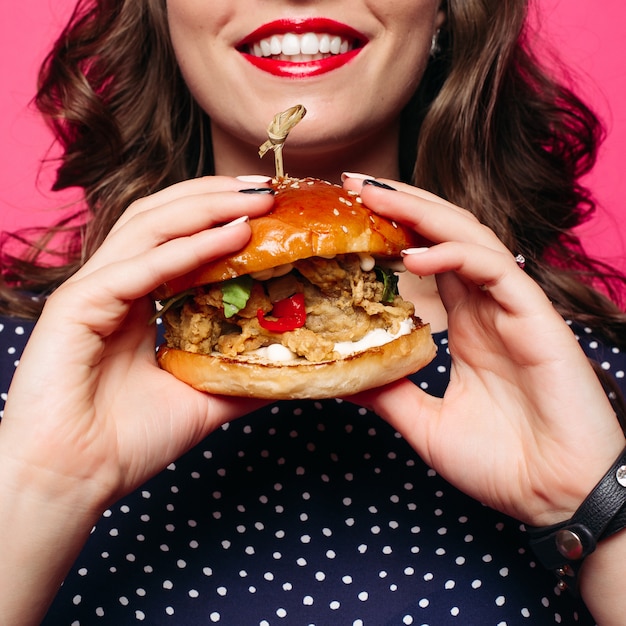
xmin=2 ymin=314 xmax=623 ymax=625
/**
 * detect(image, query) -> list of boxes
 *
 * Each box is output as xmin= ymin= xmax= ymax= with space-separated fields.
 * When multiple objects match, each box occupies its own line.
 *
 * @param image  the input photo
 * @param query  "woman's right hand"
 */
xmin=1 ymin=176 xmax=275 ymax=509
xmin=0 ymin=176 xmax=275 ymax=624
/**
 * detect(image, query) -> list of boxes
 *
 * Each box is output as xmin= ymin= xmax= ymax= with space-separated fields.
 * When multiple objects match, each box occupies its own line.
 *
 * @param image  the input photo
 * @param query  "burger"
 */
xmin=154 ymin=177 xmax=436 ymax=399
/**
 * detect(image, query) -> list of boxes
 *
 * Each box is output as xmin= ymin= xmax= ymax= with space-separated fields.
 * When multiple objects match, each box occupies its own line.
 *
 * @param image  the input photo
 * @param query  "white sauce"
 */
xmin=357 ymin=253 xmax=376 ymax=272
xmin=246 ymin=317 xmax=415 ymax=362
xmin=333 ymin=317 xmax=414 ymax=357
xmin=250 ymin=264 xmax=293 ymax=281
xmin=250 ymin=343 xmax=300 ymax=362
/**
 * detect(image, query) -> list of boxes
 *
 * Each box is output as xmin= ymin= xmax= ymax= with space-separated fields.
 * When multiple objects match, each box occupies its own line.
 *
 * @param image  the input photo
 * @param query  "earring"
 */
xmin=430 ymin=29 xmax=441 ymax=58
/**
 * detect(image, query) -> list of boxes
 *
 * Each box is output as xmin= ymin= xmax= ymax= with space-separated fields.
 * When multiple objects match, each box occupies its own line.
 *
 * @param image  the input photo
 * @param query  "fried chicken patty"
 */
xmin=162 ymin=254 xmax=415 ymax=363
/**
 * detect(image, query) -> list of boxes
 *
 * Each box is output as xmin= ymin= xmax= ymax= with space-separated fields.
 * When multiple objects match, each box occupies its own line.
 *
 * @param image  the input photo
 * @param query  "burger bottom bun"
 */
xmin=156 ymin=323 xmax=436 ymax=400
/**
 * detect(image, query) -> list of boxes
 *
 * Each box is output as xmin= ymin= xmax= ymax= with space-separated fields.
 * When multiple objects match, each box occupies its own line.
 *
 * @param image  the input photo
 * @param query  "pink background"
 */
xmin=1 ymin=1 xmax=625 ymax=272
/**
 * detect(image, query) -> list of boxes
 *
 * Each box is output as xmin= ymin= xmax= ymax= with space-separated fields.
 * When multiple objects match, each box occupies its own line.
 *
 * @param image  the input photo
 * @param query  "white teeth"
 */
xmin=282 ymin=33 xmax=300 ymax=56
xmin=270 ymin=35 xmax=282 ymax=56
xmin=319 ymin=34 xmax=331 ymax=54
xmin=248 ymin=32 xmax=353 ymax=59
xmin=300 ymin=33 xmax=319 ymax=55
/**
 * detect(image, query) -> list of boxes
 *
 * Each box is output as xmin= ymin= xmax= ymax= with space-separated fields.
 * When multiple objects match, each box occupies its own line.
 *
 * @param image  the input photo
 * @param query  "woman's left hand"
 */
xmin=344 ymin=176 xmax=625 ymax=528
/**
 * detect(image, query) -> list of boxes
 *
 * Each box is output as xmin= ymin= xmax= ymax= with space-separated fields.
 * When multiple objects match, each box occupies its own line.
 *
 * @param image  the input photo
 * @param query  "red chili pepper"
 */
xmin=257 ymin=292 xmax=306 ymax=332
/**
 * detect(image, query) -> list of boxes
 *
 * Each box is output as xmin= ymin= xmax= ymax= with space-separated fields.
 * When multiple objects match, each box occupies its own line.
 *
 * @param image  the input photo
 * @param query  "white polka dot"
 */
xmin=303 ymin=595 xmax=314 ymax=606
xmin=210 ymin=612 xmax=220 ymax=622
xmin=495 ymin=595 xmax=506 ymax=606
xmin=188 ymin=589 xmax=199 ymax=598
xmin=330 ymin=600 xmax=341 ymax=610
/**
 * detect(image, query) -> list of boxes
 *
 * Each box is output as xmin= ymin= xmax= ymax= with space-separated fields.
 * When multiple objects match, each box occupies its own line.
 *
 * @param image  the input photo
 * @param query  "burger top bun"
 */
xmin=154 ymin=177 xmax=422 ymax=299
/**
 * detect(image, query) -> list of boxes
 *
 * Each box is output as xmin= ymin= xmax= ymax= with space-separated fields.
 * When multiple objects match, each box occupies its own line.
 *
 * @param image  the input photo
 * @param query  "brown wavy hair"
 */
xmin=2 ymin=0 xmax=625 ymax=346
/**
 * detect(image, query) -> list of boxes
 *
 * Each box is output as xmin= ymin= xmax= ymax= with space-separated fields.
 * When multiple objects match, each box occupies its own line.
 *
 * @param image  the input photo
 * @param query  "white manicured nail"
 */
xmin=341 ymin=172 xmax=375 ymax=182
xmin=401 ymin=247 xmax=430 ymax=256
xmin=222 ymin=215 xmax=249 ymax=228
xmin=236 ymin=175 xmax=272 ymax=183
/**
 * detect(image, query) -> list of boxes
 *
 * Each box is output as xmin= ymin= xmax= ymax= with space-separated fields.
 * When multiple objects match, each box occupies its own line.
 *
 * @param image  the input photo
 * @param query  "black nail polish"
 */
xmin=238 ymin=187 xmax=275 ymax=194
xmin=363 ymin=179 xmax=397 ymax=191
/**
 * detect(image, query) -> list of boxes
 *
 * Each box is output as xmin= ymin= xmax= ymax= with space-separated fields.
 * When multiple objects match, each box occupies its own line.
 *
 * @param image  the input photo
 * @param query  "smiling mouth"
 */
xmin=241 ymin=32 xmax=359 ymax=63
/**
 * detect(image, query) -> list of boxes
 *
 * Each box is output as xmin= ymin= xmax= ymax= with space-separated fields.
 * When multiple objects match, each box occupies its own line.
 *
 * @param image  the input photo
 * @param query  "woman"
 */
xmin=1 ymin=0 xmax=626 ymax=623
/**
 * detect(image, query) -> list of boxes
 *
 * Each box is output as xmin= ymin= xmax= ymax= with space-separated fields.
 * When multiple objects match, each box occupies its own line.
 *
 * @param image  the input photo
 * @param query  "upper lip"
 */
xmin=237 ymin=18 xmax=368 ymax=59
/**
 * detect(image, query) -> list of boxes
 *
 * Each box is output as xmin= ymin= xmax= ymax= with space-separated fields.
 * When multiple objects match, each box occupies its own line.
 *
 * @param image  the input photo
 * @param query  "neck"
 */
xmin=210 ymin=120 xmax=402 ymax=184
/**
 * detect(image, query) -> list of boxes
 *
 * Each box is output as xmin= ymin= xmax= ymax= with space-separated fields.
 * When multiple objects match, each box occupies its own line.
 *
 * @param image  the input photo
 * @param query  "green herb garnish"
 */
xmin=375 ymin=266 xmax=399 ymax=303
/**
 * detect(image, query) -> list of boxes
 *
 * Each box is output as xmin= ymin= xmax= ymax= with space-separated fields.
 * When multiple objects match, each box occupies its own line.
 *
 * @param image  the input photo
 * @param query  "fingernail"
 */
xmin=236 ymin=175 xmax=273 ymax=183
xmin=401 ymin=247 xmax=430 ymax=256
xmin=238 ymin=187 xmax=275 ymax=195
xmin=341 ymin=172 xmax=375 ymax=182
xmin=222 ymin=215 xmax=249 ymax=228
xmin=363 ymin=179 xmax=397 ymax=191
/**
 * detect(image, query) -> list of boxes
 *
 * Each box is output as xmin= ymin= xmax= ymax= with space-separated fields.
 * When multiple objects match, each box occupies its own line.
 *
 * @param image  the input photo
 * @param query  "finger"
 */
xmin=342 ymin=173 xmax=459 ymax=211
xmin=349 ymin=379 xmax=441 ymax=466
xmin=354 ymin=180 xmax=507 ymax=254
xmin=57 ymin=221 xmax=254 ymax=336
xmin=72 ymin=190 xmax=274 ymax=282
xmin=402 ymin=242 xmax=548 ymax=317
xmin=110 ymin=176 xmax=271 ymax=233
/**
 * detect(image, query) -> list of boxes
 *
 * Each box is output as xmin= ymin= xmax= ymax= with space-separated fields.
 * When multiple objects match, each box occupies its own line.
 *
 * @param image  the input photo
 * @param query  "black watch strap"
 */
xmin=527 ymin=446 xmax=626 ymax=593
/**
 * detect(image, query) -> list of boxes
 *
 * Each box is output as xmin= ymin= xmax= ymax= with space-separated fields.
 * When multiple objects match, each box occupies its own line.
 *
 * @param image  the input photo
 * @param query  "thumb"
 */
xmin=348 ymin=378 xmax=441 ymax=457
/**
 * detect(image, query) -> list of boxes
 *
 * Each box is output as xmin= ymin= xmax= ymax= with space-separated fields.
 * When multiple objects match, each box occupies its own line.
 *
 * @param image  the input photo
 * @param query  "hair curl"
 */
xmin=2 ymin=0 xmax=625 ymax=351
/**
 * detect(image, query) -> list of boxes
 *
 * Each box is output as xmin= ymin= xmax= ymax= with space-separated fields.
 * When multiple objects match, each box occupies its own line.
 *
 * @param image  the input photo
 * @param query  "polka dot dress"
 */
xmin=2 ymin=315 xmax=623 ymax=625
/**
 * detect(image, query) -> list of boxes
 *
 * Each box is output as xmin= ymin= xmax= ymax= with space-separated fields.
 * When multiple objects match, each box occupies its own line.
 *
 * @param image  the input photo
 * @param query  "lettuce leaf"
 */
xmin=221 ymin=275 xmax=253 ymax=318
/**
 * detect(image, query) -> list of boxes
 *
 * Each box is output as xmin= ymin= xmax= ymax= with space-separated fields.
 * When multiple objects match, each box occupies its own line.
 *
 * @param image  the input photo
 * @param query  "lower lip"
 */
xmin=241 ymin=48 xmax=362 ymax=78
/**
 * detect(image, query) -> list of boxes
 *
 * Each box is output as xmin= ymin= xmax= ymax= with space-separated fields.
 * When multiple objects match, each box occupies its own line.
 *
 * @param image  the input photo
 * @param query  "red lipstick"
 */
xmin=237 ymin=18 xmax=367 ymax=79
